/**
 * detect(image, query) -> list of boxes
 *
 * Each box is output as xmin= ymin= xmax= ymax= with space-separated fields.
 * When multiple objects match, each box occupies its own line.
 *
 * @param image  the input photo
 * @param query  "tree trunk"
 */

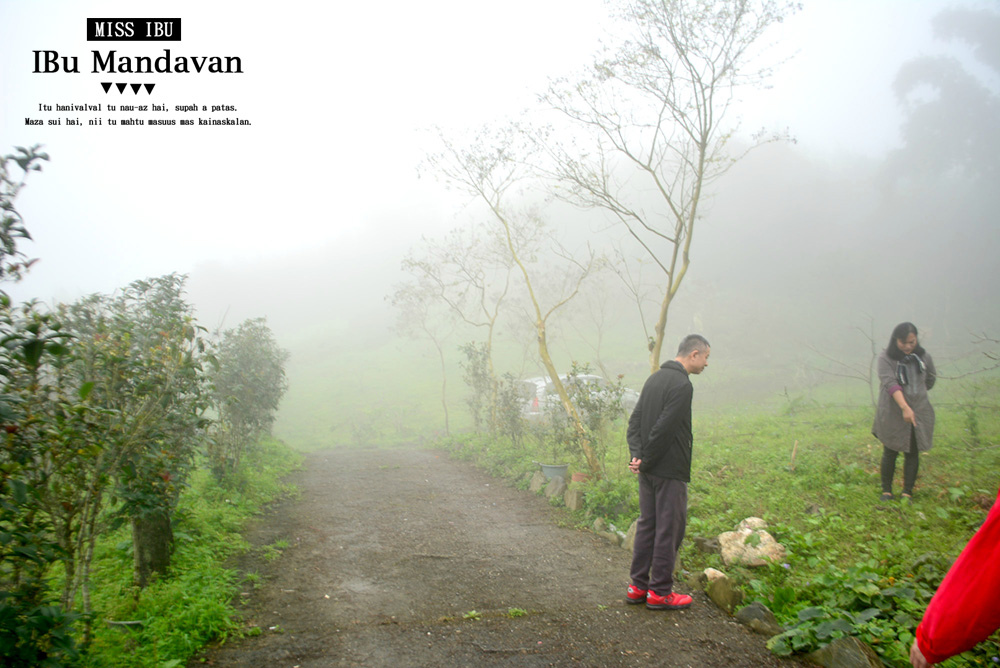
xmin=432 ymin=335 xmax=450 ymax=436
xmin=649 ymin=299 xmax=670 ymax=373
xmin=535 ymin=321 xmax=602 ymax=476
xmin=132 ymin=509 xmax=173 ymax=588
xmin=486 ymin=324 xmax=499 ymax=434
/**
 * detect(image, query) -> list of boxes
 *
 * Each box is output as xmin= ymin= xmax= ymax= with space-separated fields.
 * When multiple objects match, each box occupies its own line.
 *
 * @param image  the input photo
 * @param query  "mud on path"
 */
xmin=190 ymin=445 xmax=808 ymax=668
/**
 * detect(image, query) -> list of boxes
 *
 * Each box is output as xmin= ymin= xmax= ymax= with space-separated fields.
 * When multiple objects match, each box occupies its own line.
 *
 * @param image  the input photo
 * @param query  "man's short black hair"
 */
xmin=677 ymin=334 xmax=710 ymax=357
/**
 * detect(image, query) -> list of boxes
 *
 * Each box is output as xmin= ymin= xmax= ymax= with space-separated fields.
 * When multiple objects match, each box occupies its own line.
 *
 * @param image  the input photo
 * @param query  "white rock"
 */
xmin=718 ymin=520 xmax=786 ymax=568
xmin=738 ymin=517 xmax=769 ymax=531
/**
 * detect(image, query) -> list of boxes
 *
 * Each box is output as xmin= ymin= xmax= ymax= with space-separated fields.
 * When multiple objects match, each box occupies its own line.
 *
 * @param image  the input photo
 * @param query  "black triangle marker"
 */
xmin=144 ymin=83 xmax=155 ymax=95
xmin=101 ymin=82 xmax=112 ymax=93
xmin=131 ymin=83 xmax=141 ymax=94
xmin=116 ymin=83 xmax=127 ymax=93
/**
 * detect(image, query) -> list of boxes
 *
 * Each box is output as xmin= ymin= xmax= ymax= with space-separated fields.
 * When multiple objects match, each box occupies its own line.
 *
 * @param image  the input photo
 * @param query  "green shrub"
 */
xmin=582 ymin=477 xmax=638 ymax=528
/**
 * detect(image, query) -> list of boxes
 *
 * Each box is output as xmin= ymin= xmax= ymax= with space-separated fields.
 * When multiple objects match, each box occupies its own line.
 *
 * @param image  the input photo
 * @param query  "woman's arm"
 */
xmin=878 ymin=352 xmax=915 ymax=424
xmin=892 ymin=389 xmax=916 ymax=425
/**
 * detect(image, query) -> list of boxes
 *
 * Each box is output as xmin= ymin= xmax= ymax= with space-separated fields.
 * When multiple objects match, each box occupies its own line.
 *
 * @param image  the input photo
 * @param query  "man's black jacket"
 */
xmin=626 ymin=360 xmax=693 ymax=482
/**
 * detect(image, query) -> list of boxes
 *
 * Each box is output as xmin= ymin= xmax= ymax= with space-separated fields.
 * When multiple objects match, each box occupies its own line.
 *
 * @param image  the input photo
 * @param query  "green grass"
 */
xmin=274 ymin=333 xmax=474 ymax=450
xmin=682 ymin=399 xmax=999 ymax=667
xmin=261 ymin=539 xmax=291 ymax=563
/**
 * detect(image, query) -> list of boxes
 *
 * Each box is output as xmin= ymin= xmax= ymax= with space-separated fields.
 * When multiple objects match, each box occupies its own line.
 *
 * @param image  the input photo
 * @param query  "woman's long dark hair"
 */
xmin=887 ymin=321 xmax=927 ymax=360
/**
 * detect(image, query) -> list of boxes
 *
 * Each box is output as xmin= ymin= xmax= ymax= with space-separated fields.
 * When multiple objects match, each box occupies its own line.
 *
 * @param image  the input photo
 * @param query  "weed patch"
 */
xmin=71 ymin=439 xmax=301 ymax=668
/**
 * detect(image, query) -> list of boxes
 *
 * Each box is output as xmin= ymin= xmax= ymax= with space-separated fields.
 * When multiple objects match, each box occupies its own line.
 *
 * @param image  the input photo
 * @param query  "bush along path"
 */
xmin=190 ymin=445 xmax=808 ymax=667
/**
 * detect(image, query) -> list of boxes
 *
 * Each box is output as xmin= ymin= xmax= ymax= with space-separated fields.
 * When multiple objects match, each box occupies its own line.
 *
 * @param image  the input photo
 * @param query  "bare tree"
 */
xmin=808 ymin=316 xmax=879 ymax=406
xmin=608 ymin=243 xmax=661 ymax=354
xmin=977 ymin=333 xmax=1000 ymax=367
xmin=426 ymin=125 xmax=605 ymax=475
xmin=542 ymin=0 xmax=797 ymax=372
xmin=389 ymin=277 xmax=455 ymax=436
xmin=401 ymin=224 xmax=515 ymax=426
xmin=938 ymin=332 xmax=1000 ymax=381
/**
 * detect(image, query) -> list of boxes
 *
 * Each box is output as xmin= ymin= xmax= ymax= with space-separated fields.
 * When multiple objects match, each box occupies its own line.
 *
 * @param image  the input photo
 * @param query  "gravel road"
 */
xmin=189 ymin=445 xmax=808 ymax=668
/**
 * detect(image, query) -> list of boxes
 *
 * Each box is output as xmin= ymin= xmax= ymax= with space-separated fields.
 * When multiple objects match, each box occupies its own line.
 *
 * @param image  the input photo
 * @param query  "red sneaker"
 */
xmin=626 ymin=584 xmax=647 ymax=604
xmin=645 ymin=590 xmax=692 ymax=610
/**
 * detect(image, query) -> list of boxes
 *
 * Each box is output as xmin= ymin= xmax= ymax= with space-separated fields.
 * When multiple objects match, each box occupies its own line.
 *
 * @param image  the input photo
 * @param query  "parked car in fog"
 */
xmin=520 ymin=373 xmax=639 ymax=422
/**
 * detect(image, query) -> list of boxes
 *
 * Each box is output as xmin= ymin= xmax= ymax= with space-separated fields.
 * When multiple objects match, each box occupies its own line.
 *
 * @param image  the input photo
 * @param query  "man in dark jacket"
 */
xmin=625 ymin=334 xmax=710 ymax=610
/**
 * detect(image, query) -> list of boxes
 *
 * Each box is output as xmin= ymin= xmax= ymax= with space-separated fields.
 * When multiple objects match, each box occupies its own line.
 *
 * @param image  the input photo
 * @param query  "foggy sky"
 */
xmin=1 ymin=0 xmax=968 ymax=306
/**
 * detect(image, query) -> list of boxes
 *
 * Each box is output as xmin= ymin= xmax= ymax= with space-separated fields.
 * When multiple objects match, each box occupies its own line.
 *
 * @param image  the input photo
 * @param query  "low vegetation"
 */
xmin=70 ymin=439 xmax=300 ymax=668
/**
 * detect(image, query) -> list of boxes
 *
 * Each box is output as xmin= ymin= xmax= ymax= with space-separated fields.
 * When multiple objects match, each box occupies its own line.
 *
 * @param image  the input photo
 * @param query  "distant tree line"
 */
xmin=0 ymin=146 xmax=289 ymax=666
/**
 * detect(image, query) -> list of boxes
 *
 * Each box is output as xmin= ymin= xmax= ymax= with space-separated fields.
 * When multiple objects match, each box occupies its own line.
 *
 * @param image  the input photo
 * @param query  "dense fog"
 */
xmin=181 ymin=125 xmax=997 ymax=446
xmin=179 ymin=5 xmax=1000 ymax=448
xmin=3 ymin=2 xmax=998 ymax=449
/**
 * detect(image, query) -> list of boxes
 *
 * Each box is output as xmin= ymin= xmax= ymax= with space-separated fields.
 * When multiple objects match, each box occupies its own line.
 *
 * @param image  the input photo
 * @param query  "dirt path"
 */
xmin=190 ymin=445 xmax=807 ymax=667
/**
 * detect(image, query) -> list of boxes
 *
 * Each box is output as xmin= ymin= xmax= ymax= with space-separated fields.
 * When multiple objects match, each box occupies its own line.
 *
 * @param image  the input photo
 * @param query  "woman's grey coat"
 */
xmin=872 ymin=349 xmax=936 ymax=453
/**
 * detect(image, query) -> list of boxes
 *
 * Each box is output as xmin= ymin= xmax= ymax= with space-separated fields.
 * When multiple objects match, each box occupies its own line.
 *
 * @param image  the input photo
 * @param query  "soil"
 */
xmin=189 ymin=445 xmax=810 ymax=668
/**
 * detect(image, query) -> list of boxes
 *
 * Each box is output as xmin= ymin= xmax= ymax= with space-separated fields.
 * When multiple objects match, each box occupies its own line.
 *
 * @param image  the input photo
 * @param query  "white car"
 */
xmin=520 ymin=374 xmax=639 ymax=422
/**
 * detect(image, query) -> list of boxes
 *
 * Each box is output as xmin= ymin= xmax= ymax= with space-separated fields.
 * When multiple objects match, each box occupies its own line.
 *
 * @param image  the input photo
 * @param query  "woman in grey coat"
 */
xmin=872 ymin=322 xmax=936 ymax=502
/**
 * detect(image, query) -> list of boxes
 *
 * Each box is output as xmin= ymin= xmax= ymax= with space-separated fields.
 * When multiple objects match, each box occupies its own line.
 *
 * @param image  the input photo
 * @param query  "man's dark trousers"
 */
xmin=630 ymin=472 xmax=687 ymax=594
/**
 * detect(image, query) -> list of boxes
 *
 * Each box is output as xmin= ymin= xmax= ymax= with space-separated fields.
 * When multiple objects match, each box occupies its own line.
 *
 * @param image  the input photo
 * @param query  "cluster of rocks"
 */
xmin=529 ymin=470 xmax=581 ymax=508
xmin=525 ymin=475 xmax=889 ymax=668
xmin=697 ymin=519 xmax=886 ymax=668
xmin=694 ymin=519 xmax=885 ymax=668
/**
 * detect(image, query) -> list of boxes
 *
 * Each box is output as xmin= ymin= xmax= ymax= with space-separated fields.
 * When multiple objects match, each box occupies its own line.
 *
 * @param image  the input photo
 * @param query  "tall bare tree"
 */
xmin=542 ymin=0 xmax=797 ymax=371
xmin=808 ymin=316 xmax=879 ymax=406
xmin=427 ymin=125 xmax=605 ymax=475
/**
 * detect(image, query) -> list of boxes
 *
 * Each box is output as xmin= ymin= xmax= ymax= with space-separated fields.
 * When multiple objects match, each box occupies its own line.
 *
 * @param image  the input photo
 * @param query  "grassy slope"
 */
xmin=684 ymin=391 xmax=999 ymax=667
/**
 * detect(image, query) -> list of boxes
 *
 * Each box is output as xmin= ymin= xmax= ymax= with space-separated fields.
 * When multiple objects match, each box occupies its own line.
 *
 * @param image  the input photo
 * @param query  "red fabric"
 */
xmin=916 ymin=487 xmax=1000 ymax=664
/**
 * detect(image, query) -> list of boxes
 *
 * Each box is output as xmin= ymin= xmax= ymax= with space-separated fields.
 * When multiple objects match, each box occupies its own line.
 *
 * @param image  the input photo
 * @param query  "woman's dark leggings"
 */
xmin=881 ymin=430 xmax=919 ymax=495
